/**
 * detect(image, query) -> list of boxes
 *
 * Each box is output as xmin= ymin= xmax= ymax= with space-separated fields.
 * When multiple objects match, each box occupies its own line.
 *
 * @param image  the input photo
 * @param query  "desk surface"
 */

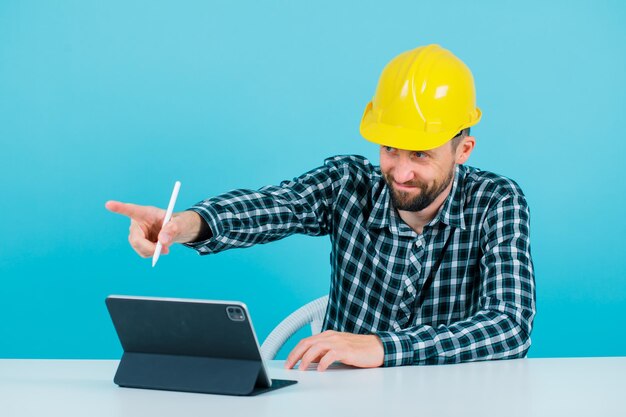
xmin=1 ymin=357 xmax=625 ymax=417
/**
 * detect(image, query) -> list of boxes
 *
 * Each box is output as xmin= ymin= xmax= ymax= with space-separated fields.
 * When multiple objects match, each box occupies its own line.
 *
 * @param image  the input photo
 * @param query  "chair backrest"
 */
xmin=260 ymin=295 xmax=329 ymax=361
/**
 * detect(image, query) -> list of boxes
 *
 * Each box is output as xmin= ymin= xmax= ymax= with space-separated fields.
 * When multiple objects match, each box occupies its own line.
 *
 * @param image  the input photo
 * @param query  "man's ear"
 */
xmin=455 ymin=136 xmax=475 ymax=165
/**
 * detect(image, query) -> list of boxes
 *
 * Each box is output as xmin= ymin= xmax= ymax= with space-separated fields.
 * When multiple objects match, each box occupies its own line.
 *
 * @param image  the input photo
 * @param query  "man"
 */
xmin=106 ymin=44 xmax=536 ymax=372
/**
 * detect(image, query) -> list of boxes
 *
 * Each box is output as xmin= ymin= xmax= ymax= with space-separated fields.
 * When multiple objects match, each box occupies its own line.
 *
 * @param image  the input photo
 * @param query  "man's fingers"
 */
xmin=284 ymin=350 xmax=301 ymax=370
xmin=128 ymin=224 xmax=170 ymax=257
xmin=286 ymin=331 xmax=386 ymax=371
xmin=298 ymin=344 xmax=327 ymax=371
xmin=285 ymin=333 xmax=327 ymax=369
xmin=105 ymin=200 xmax=154 ymax=220
xmin=128 ymin=235 xmax=156 ymax=258
xmin=129 ymin=220 xmax=157 ymax=258
xmin=317 ymin=351 xmax=339 ymax=372
xmin=107 ymin=200 xmax=178 ymax=260
xmin=285 ymin=331 xmax=339 ymax=369
xmin=285 ymin=338 xmax=313 ymax=369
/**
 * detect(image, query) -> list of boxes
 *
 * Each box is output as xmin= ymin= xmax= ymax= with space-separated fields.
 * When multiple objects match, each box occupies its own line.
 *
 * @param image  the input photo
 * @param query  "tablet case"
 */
xmin=106 ymin=295 xmax=297 ymax=396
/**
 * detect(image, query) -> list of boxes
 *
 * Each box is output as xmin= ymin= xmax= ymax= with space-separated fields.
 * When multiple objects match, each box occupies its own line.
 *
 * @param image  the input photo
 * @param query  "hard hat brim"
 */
xmin=360 ymin=103 xmax=482 ymax=151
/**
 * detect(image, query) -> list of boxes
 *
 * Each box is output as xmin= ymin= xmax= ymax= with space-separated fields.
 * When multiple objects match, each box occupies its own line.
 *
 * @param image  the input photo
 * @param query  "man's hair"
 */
xmin=450 ymin=127 xmax=471 ymax=151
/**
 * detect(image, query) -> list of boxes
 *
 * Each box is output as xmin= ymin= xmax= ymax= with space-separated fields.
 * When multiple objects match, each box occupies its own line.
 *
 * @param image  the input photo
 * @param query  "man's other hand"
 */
xmin=284 ymin=330 xmax=384 ymax=372
xmin=105 ymin=201 xmax=205 ymax=258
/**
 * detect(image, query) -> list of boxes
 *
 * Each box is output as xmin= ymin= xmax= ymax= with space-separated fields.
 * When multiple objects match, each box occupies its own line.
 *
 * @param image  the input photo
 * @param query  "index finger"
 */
xmin=105 ymin=200 xmax=147 ymax=219
xmin=285 ymin=335 xmax=320 ymax=369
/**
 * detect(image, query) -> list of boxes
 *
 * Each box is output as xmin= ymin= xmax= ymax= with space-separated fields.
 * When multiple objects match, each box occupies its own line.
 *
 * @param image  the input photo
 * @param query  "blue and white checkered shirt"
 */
xmin=186 ymin=155 xmax=536 ymax=366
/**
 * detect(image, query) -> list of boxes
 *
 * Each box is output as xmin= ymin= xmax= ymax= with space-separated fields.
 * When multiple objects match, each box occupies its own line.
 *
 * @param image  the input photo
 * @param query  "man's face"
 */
xmin=379 ymin=142 xmax=457 ymax=212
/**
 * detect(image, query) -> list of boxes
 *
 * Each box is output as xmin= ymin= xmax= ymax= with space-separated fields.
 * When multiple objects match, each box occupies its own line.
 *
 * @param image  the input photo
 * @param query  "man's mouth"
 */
xmin=393 ymin=181 xmax=419 ymax=191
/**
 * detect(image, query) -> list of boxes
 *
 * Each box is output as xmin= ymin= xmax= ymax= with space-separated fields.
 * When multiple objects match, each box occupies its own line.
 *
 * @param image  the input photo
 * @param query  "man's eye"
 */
xmin=413 ymin=151 xmax=427 ymax=159
xmin=385 ymin=146 xmax=396 ymax=153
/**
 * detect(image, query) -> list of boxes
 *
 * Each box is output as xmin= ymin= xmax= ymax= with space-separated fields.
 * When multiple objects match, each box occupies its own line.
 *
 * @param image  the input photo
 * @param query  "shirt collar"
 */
xmin=366 ymin=164 xmax=467 ymax=233
xmin=432 ymin=164 xmax=467 ymax=230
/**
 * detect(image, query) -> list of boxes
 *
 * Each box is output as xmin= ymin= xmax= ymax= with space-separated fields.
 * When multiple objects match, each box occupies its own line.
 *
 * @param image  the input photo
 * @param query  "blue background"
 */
xmin=1 ymin=0 xmax=624 ymax=360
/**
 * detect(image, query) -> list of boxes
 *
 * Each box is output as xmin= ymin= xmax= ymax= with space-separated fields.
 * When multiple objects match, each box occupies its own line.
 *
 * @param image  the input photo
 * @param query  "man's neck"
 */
xmin=397 ymin=180 xmax=453 ymax=235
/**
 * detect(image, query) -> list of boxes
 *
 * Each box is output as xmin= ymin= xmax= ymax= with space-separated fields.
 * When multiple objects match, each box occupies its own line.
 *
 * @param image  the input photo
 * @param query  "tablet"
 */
xmin=105 ymin=295 xmax=297 ymax=396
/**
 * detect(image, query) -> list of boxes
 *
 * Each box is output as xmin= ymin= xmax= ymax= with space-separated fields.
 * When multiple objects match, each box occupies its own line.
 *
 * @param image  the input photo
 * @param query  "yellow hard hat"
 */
xmin=360 ymin=44 xmax=482 ymax=151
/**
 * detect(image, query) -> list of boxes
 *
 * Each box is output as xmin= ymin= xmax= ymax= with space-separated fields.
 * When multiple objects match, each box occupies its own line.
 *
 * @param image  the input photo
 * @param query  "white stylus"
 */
xmin=152 ymin=181 xmax=181 ymax=267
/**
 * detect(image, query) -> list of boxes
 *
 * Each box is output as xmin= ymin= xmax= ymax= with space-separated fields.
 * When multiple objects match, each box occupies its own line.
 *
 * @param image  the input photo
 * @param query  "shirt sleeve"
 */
xmin=376 ymin=193 xmax=536 ymax=366
xmin=183 ymin=157 xmax=352 ymax=255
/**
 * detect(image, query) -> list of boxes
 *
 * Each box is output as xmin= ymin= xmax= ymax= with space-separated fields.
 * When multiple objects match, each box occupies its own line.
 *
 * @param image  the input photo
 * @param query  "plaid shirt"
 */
xmin=186 ymin=155 xmax=536 ymax=366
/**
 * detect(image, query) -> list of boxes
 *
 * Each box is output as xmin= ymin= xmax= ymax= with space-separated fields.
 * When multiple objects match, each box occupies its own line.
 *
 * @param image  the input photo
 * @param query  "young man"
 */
xmin=106 ymin=45 xmax=536 ymax=371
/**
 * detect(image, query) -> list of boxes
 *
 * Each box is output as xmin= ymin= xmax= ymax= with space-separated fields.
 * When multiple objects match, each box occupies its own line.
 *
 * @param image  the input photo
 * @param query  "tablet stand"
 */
xmin=114 ymin=352 xmax=297 ymax=396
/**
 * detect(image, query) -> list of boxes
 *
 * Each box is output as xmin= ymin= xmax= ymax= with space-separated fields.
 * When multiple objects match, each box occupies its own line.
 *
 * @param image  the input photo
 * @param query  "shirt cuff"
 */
xmin=182 ymin=204 xmax=222 ymax=254
xmin=376 ymin=331 xmax=415 ymax=367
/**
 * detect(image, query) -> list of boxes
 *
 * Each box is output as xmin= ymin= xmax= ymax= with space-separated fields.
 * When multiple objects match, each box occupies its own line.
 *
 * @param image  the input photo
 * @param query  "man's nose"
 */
xmin=393 ymin=160 xmax=416 ymax=183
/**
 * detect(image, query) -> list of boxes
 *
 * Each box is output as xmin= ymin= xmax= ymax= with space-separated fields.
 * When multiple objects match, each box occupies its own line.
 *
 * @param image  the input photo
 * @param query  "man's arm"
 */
xmin=376 ymin=193 xmax=536 ymax=366
xmin=183 ymin=157 xmax=356 ymax=255
xmin=105 ymin=156 xmax=362 ymax=258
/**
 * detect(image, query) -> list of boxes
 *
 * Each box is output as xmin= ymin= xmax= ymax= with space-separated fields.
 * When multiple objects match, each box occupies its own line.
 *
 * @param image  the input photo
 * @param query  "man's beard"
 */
xmin=383 ymin=168 xmax=454 ymax=212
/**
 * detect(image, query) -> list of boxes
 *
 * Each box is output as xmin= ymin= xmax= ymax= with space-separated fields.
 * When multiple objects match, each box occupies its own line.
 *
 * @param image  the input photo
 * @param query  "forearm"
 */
xmin=376 ymin=304 xmax=533 ymax=366
xmin=183 ymin=179 xmax=336 ymax=254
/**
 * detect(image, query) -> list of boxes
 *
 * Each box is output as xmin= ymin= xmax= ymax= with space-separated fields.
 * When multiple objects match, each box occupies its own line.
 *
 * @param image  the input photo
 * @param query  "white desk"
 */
xmin=1 ymin=358 xmax=624 ymax=417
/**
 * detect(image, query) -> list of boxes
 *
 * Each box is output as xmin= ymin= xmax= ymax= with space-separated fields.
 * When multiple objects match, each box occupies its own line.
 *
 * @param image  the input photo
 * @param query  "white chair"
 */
xmin=260 ymin=295 xmax=329 ymax=361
